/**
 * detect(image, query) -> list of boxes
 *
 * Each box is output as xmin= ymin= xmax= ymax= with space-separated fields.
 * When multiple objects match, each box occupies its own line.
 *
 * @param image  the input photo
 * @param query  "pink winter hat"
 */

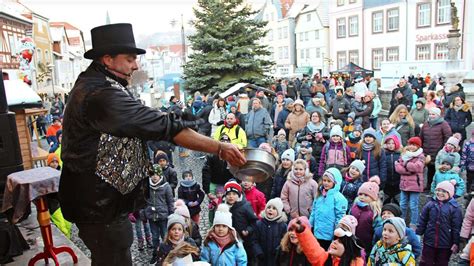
xmin=288 ymin=216 xmax=310 ymax=231
xmin=358 ymin=176 xmax=381 ymax=201
xmin=174 ymin=199 xmax=190 ymax=218
xmin=339 ymin=215 xmax=358 ymax=235
xmin=436 ymin=180 xmax=455 ymax=198
xmin=446 ymin=136 xmax=460 ymax=149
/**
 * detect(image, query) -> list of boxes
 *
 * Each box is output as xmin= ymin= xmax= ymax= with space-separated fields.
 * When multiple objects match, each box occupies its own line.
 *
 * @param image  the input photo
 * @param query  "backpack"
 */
xmin=218 ymin=125 xmax=241 ymax=141
xmin=324 ymin=142 xmax=348 ymax=166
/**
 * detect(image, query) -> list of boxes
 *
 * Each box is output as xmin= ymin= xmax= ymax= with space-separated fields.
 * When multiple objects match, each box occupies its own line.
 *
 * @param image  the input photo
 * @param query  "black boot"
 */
xmin=149 ymin=250 xmax=158 ymax=264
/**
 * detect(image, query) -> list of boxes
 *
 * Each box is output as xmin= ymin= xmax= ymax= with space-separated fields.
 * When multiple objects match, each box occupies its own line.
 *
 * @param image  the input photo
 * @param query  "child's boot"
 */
xmin=146 ymin=236 xmax=153 ymax=249
xmin=137 ymin=238 xmax=145 ymax=251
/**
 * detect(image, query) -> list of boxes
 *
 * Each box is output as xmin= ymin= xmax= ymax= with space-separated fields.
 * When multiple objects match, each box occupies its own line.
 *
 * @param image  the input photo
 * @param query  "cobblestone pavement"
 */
xmin=70 ymin=149 xmax=210 ymax=265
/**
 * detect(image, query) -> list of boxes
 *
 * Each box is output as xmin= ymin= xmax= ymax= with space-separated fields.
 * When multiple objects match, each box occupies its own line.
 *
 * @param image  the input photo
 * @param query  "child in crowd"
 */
xmin=352 ymin=92 xmax=367 ymax=125
xmin=272 ymin=129 xmax=290 ymax=159
xmin=343 ymin=112 xmax=356 ymax=136
xmin=372 ymin=203 xmax=421 ymax=258
xmin=177 ymin=170 xmax=205 ymax=224
xmin=155 ymin=151 xmax=178 ymax=196
xmin=129 ymin=211 xmax=152 ymax=251
xmin=461 ymin=130 xmax=474 ymax=192
xmin=242 ymin=176 xmax=266 ymax=219
xmin=271 ymin=149 xmax=294 ymax=199
xmin=436 ymin=135 xmax=462 ymax=173
xmin=296 ymin=141 xmax=317 ymax=177
xmin=223 ymin=181 xmax=258 ymax=257
xmin=395 ymin=136 xmax=425 ymax=230
xmin=369 ymin=217 xmax=416 ymax=265
xmin=338 ymin=215 xmax=359 ymax=236
xmin=410 ymin=98 xmax=429 ymax=135
xmin=417 ymin=181 xmax=463 ymax=265
xmin=155 ymin=214 xmax=198 ymax=265
xmin=350 ymin=176 xmax=382 ymax=255
xmin=47 ymin=153 xmax=61 ymax=170
xmin=146 ymin=164 xmax=175 ymax=264
xmin=383 ymin=135 xmax=402 ymax=205
xmin=281 ymin=159 xmax=319 ymax=219
xmin=257 ymin=143 xmax=278 ymax=200
xmin=275 ymin=217 xmax=312 ymax=265
xmin=173 ymin=200 xmax=202 ymax=247
xmin=251 ymin=198 xmax=288 ymax=266
xmin=346 ymin=124 xmax=363 ymax=160
xmin=200 ymin=204 xmax=247 ymax=265
xmin=294 ymin=216 xmax=365 ymax=266
xmin=208 ymin=186 xmax=224 ymax=213
xmin=318 ymin=125 xmax=351 ymax=177
xmin=431 ymin=155 xmax=465 ymax=198
xmin=340 ymin=160 xmax=365 ymax=209
xmin=459 ymin=198 xmax=474 ymax=265
xmin=310 ymin=168 xmax=348 ymax=249
xmin=356 ymin=128 xmax=386 ymax=184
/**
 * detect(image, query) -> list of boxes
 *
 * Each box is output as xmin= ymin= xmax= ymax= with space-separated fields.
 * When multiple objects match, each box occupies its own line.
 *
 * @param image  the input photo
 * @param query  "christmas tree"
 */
xmin=183 ymin=0 xmax=273 ymax=94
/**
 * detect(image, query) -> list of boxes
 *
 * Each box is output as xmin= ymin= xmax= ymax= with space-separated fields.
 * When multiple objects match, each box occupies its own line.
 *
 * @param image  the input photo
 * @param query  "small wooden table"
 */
xmin=1 ymin=167 xmax=77 ymax=265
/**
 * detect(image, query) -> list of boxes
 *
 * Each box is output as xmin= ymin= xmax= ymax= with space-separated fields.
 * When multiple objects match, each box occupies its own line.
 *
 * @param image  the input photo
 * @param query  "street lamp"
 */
xmin=47 ymin=63 xmax=55 ymax=95
xmin=170 ymin=14 xmax=187 ymax=65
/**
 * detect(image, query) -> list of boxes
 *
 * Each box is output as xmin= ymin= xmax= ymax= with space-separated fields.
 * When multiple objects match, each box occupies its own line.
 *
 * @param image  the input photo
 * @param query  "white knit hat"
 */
xmin=350 ymin=160 xmax=366 ymax=174
xmin=213 ymin=204 xmax=233 ymax=229
xmin=330 ymin=125 xmax=344 ymax=138
xmin=167 ymin=213 xmax=187 ymax=230
xmin=281 ymin=149 xmax=295 ymax=162
xmin=266 ymin=198 xmax=284 ymax=217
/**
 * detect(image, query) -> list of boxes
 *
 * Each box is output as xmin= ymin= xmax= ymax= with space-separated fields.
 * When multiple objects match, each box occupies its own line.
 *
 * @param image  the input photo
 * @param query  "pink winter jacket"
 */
xmin=395 ymin=151 xmax=425 ymax=192
xmin=281 ymin=172 xmax=319 ymax=219
xmin=461 ymin=199 xmax=474 ymax=239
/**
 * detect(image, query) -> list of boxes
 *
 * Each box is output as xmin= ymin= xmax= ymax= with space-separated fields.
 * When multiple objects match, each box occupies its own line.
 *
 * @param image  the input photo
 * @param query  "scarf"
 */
xmin=180 ymin=179 xmax=197 ymax=188
xmin=290 ymin=171 xmax=305 ymax=185
xmin=444 ymin=145 xmax=455 ymax=153
xmin=149 ymin=177 xmax=165 ymax=190
xmin=306 ymin=121 xmax=326 ymax=133
xmin=454 ymin=104 xmax=463 ymax=112
xmin=362 ymin=142 xmax=375 ymax=151
xmin=218 ymin=107 xmax=226 ymax=120
xmin=169 ymin=235 xmax=185 ymax=246
xmin=356 ymin=200 xmax=368 ymax=208
xmin=428 ymin=116 xmax=444 ymax=126
xmin=210 ymin=231 xmax=233 ymax=249
xmin=348 ymin=133 xmax=361 ymax=144
xmin=344 ymin=173 xmax=359 ymax=182
xmin=401 ymin=148 xmax=423 ymax=162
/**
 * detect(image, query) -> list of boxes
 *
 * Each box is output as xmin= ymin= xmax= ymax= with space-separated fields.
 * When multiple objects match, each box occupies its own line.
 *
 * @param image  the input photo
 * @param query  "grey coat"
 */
xmin=144 ymin=178 xmax=174 ymax=221
xmin=246 ymin=107 xmax=273 ymax=140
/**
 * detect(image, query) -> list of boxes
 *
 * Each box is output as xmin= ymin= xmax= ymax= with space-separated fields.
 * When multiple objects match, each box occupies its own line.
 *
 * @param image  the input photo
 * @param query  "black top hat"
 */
xmin=84 ymin=23 xmax=146 ymax=59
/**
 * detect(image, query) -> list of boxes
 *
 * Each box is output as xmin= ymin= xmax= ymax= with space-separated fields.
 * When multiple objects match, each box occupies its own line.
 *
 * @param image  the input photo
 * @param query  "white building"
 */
xmin=294 ymin=1 xmax=330 ymax=76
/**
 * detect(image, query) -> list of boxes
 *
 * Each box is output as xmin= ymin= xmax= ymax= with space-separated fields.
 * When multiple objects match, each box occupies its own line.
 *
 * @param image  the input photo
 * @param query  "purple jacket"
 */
xmin=318 ymin=141 xmax=351 ymax=177
xmin=350 ymin=203 xmax=381 ymax=252
xmin=395 ymin=152 xmax=425 ymax=192
xmin=420 ymin=119 xmax=452 ymax=158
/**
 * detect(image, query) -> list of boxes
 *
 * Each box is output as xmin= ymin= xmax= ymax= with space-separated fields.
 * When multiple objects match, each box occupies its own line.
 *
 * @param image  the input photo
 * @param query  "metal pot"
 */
xmin=229 ymin=148 xmax=276 ymax=183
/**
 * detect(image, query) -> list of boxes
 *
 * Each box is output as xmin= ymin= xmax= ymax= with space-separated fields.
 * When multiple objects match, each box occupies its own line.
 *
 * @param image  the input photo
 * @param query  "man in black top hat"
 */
xmin=59 ymin=23 xmax=245 ymax=265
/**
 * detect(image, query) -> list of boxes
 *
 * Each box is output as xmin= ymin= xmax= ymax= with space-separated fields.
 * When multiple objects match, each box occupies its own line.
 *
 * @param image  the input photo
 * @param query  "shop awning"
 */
xmin=295 ymin=67 xmax=313 ymax=75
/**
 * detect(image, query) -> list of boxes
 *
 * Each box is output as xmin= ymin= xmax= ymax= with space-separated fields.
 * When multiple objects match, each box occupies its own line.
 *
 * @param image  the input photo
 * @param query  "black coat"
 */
xmin=177 ymin=181 xmax=205 ymax=217
xmin=156 ymin=237 xmax=197 ymax=266
xmin=202 ymin=154 xmax=234 ymax=194
xmin=229 ymin=199 xmax=258 ymax=241
xmin=59 ymin=62 xmax=185 ymax=223
xmin=251 ymin=218 xmax=288 ymax=266
xmin=197 ymin=104 xmax=213 ymax=136
xmin=275 ymin=247 xmax=311 ymax=266
xmin=445 ymin=106 xmax=472 ymax=141
xmin=271 ymin=167 xmax=291 ymax=199
xmin=162 ymin=166 xmax=177 ymax=196
xmin=384 ymin=150 xmax=401 ymax=191
xmin=389 ymin=84 xmax=413 ymax=115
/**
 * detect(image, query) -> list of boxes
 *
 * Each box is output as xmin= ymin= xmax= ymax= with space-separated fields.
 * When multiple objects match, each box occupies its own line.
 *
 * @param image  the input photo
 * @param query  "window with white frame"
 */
xmin=437 ymin=0 xmax=450 ymax=24
xmin=278 ymin=28 xmax=282 ymax=39
xmin=337 ymin=18 xmax=346 ymax=38
xmin=372 ymin=11 xmax=383 ymax=33
xmin=278 ymin=47 xmax=283 ymax=59
xmin=349 ymin=16 xmax=358 ymax=36
xmin=417 ymin=3 xmax=431 ymax=27
xmin=416 ymin=44 xmax=431 ymax=60
xmin=435 ymin=43 xmax=448 ymax=59
xmin=372 ymin=48 xmax=383 ymax=70
xmin=387 ymin=8 xmax=399 ymax=31
xmin=349 ymin=50 xmax=359 ymax=65
xmin=386 ymin=47 xmax=399 ymax=61
xmin=306 ymin=48 xmax=310 ymax=59
xmin=337 ymin=51 xmax=346 ymax=69
xmin=337 ymin=0 xmax=344 ymax=6
xmin=315 ymin=29 xmax=319 ymax=40
xmin=283 ymin=26 xmax=288 ymax=39
xmin=316 ymin=48 xmax=321 ymax=58
xmin=307 ymin=14 xmax=311 ymax=22
xmin=283 ymin=46 xmax=289 ymax=59
xmin=305 ymin=31 xmax=309 ymax=41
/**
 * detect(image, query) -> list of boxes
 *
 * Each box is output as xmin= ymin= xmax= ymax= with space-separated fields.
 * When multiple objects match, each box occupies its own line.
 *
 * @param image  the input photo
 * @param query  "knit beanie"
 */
xmin=330 ymin=125 xmax=344 ymax=138
xmin=382 ymin=203 xmax=402 ymax=217
xmin=266 ymin=198 xmax=284 ymax=219
xmin=362 ymin=128 xmax=377 ymax=139
xmin=350 ymin=159 xmax=366 ymax=174
xmin=429 ymin=107 xmax=441 ymax=117
xmin=174 ymin=199 xmax=190 ymax=219
xmin=288 ymin=216 xmax=310 ymax=231
xmin=315 ymin=92 xmax=324 ymax=99
xmin=47 ymin=153 xmax=60 ymax=166
xmin=358 ymin=176 xmax=380 ymax=201
xmin=154 ymin=152 xmax=169 ymax=163
xmin=353 ymin=124 xmax=363 ymax=133
xmin=259 ymin=143 xmax=272 ymax=153
xmin=277 ymin=128 xmax=287 ymax=137
xmin=284 ymin=98 xmax=294 ymax=107
xmin=294 ymin=99 xmax=305 ymax=108
xmin=281 ymin=149 xmax=295 ymax=162
xmin=348 ymin=112 xmax=356 ymax=121
xmin=335 ymin=86 xmax=344 ymax=94
xmin=407 ymin=137 xmax=422 ymax=148
xmin=339 ymin=215 xmax=358 ymax=235
xmin=446 ymin=136 xmax=460 ymax=149
xmin=152 ymin=164 xmax=163 ymax=176
xmin=384 ymin=135 xmax=401 ymax=151
xmin=384 ymin=217 xmax=406 ymax=239
xmin=213 ymin=204 xmax=233 ymax=229
xmin=224 ymin=181 xmax=242 ymax=197
xmin=436 ymin=180 xmax=455 ymax=198
xmin=441 ymin=153 xmax=456 ymax=167
xmin=167 ymin=213 xmax=187 ymax=230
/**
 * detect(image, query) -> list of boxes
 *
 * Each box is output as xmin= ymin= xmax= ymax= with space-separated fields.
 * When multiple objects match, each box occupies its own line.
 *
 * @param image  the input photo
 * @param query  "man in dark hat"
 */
xmin=59 ymin=23 xmax=245 ymax=265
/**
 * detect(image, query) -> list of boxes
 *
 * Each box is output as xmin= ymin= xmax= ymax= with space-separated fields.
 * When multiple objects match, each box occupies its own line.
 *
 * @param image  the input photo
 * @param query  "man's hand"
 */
xmin=219 ymin=143 xmax=246 ymax=167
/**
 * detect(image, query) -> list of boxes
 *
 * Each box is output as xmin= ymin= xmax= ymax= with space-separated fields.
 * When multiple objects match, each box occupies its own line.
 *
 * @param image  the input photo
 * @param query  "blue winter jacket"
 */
xmin=276 ymin=108 xmax=290 ymax=132
xmin=251 ymin=215 xmax=288 ymax=266
xmin=340 ymin=174 xmax=363 ymax=209
xmin=357 ymin=149 xmax=387 ymax=188
xmin=416 ymin=198 xmax=463 ymax=248
xmin=373 ymin=226 xmax=421 ymax=258
xmin=200 ymin=240 xmax=247 ymax=266
xmin=309 ymin=167 xmax=348 ymax=240
xmin=430 ymin=170 xmax=465 ymax=198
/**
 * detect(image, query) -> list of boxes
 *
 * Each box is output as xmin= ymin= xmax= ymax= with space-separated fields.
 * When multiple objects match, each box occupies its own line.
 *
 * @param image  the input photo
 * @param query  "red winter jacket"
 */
xmin=244 ymin=186 xmax=267 ymax=219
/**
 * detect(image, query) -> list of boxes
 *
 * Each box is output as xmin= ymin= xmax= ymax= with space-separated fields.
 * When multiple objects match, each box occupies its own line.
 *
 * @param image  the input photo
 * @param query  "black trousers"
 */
xmin=76 ymin=216 xmax=133 ymax=266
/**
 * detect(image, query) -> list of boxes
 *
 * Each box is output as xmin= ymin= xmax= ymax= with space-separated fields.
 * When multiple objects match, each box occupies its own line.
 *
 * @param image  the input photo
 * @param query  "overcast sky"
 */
xmin=22 ymin=0 xmax=267 ymax=41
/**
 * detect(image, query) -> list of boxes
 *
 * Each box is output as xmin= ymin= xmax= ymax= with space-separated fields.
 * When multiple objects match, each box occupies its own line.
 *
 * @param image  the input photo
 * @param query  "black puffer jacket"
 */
xmin=59 ymin=62 xmax=188 ymax=223
xmin=228 ymin=199 xmax=258 ymax=241
xmin=202 ymin=154 xmax=234 ymax=194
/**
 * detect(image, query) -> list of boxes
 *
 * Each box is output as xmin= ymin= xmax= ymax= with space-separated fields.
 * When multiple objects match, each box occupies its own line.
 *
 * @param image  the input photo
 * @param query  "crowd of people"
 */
xmin=41 ymin=70 xmax=474 ymax=265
